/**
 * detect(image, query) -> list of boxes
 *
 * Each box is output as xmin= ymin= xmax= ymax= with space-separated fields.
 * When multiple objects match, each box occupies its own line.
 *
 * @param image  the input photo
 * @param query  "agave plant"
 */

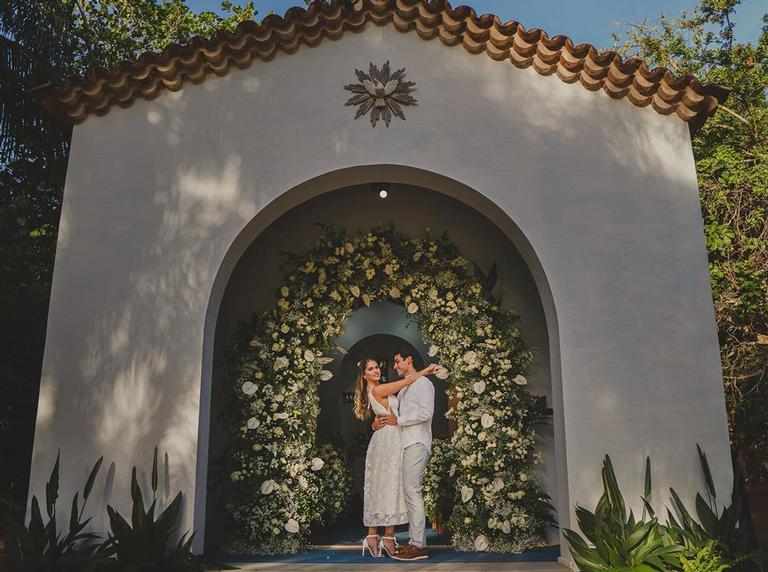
xmin=20 ymin=452 xmax=107 ymax=571
xmin=99 ymin=447 xmax=201 ymax=572
xmin=667 ymin=445 xmax=765 ymax=571
xmin=562 ymin=456 xmax=684 ymax=571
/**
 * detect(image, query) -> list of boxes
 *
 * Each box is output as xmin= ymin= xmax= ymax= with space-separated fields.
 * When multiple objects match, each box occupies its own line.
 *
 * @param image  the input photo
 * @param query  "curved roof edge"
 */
xmin=32 ymin=0 xmax=730 ymax=134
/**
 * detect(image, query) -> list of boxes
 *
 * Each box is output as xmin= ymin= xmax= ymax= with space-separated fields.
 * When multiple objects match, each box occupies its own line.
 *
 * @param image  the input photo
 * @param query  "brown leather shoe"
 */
xmin=392 ymin=544 xmax=428 ymax=560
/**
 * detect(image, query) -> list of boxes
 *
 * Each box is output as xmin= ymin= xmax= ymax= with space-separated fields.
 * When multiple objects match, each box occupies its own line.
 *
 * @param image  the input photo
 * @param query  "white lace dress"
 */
xmin=363 ymin=389 xmax=408 ymax=527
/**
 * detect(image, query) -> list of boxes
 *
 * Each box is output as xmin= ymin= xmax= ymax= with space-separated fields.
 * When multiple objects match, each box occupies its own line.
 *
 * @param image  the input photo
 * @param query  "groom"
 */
xmin=373 ymin=348 xmax=435 ymax=561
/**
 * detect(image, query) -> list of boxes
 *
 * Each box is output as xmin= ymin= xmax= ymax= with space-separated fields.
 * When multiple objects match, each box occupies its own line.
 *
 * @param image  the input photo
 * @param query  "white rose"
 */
xmin=242 ymin=382 xmax=257 ymax=395
xmin=481 ymin=413 xmax=495 ymax=428
xmin=513 ymin=374 xmax=527 ymax=386
xmin=284 ymin=518 xmax=300 ymax=534
xmin=461 ymin=485 xmax=474 ymax=502
xmin=472 ymin=381 xmax=486 ymax=394
xmin=407 ymin=302 xmax=419 ymax=314
xmin=350 ymin=285 xmax=360 ymax=297
xmin=435 ymin=366 xmax=449 ymax=380
xmin=260 ymin=480 xmax=276 ymax=495
xmin=304 ymin=349 xmax=315 ymax=362
xmin=319 ymin=370 xmax=333 ymax=381
xmin=519 ymin=472 xmax=528 ymax=482
xmin=274 ymin=356 xmax=289 ymax=370
xmin=474 ymin=535 xmax=489 ymax=551
xmin=428 ymin=344 xmax=439 ymax=357
xmin=280 ymin=324 xmax=290 ymax=334
xmin=310 ymin=457 xmax=325 ymax=471
xmin=298 ymin=475 xmax=308 ymax=489
xmin=428 ymin=288 xmax=438 ymax=300
xmin=247 ymin=417 xmax=260 ymax=429
xmin=389 ymin=287 xmax=401 ymax=299
xmin=463 ymin=350 xmax=478 ymax=366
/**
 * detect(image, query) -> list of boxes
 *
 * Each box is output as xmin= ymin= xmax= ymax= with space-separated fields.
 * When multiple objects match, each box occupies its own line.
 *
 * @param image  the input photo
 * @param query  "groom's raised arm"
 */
xmin=395 ymin=379 xmax=434 ymax=427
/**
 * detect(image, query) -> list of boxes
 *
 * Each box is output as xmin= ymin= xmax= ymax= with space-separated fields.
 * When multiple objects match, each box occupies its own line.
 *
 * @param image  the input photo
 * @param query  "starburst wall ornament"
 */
xmin=343 ymin=61 xmax=417 ymax=127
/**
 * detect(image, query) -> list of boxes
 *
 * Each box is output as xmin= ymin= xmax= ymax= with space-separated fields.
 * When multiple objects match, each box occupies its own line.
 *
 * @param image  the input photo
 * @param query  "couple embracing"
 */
xmin=353 ymin=349 xmax=441 ymax=561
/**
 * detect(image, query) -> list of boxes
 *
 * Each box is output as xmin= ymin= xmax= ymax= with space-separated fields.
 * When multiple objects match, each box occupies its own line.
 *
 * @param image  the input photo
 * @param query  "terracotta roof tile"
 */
xmin=32 ymin=0 xmax=729 ymax=133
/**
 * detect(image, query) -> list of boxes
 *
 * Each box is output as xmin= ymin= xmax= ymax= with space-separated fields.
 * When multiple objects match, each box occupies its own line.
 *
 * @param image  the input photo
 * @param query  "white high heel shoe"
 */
xmin=362 ymin=534 xmax=380 ymax=557
xmin=379 ymin=536 xmax=398 ymax=558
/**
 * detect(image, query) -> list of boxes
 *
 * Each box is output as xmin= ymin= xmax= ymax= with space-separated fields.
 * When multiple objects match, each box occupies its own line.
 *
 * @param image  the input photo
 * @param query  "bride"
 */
xmin=353 ymin=358 xmax=439 ymax=558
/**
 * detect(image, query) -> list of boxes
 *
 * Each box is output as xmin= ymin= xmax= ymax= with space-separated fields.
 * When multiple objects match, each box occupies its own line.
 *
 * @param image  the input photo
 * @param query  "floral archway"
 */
xmin=222 ymin=225 xmax=553 ymax=554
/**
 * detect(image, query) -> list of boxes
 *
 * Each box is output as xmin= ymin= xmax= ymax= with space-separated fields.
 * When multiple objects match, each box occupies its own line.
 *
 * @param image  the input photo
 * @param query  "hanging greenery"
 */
xmin=222 ymin=224 xmax=551 ymax=554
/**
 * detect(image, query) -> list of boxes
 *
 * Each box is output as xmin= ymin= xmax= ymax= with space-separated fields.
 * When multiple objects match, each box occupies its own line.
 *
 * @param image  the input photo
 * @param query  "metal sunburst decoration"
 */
xmin=343 ymin=61 xmax=417 ymax=127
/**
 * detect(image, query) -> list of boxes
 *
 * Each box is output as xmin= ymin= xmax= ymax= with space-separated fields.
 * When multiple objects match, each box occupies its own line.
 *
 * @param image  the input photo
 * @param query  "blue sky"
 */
xmin=187 ymin=0 xmax=764 ymax=49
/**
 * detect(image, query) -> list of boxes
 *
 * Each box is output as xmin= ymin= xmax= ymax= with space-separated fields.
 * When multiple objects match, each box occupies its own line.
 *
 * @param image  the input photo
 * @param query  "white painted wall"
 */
xmin=30 ymin=23 xmax=731 ymax=559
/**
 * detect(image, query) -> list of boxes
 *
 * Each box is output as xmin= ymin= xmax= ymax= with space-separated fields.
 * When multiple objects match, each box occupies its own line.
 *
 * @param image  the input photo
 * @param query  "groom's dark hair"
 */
xmin=394 ymin=347 xmax=416 ymax=365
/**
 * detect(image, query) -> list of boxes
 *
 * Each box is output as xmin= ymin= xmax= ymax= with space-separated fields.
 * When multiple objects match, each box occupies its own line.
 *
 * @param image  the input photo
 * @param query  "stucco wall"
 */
xmin=30 ymin=23 xmax=730 ymax=558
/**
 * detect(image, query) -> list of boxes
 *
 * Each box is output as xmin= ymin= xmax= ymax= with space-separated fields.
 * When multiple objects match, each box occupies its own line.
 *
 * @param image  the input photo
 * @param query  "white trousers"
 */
xmin=402 ymin=443 xmax=430 ymax=548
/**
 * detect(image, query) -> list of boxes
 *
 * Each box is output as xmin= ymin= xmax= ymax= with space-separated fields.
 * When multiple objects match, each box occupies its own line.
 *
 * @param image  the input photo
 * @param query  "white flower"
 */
xmin=260 ymin=480 xmax=276 ymax=495
xmin=428 ymin=288 xmax=438 ymax=300
xmin=474 ymin=535 xmax=489 ymax=551
xmin=280 ymin=324 xmax=290 ymax=334
xmin=492 ymin=477 xmax=504 ymax=492
xmin=435 ymin=366 xmax=449 ymax=380
xmin=449 ymin=464 xmax=456 ymax=477
xmin=280 ymin=286 xmax=289 ymax=297
xmin=304 ymin=349 xmax=315 ymax=362
xmin=501 ymin=520 xmax=511 ymax=534
xmin=319 ymin=356 xmax=334 ymax=365
xmin=461 ymin=485 xmax=474 ymax=502
xmin=310 ymin=457 xmax=325 ymax=471
xmin=463 ymin=350 xmax=478 ymax=366
xmin=284 ymin=518 xmax=300 ymax=534
xmin=472 ymin=381 xmax=486 ymax=394
xmin=407 ymin=302 xmax=419 ymax=314
xmin=273 ymin=412 xmax=289 ymax=420
xmin=513 ymin=374 xmax=527 ymax=386
xmin=241 ymin=382 xmax=257 ymax=395
xmin=481 ymin=413 xmax=495 ymax=428
xmin=362 ymin=293 xmax=371 ymax=306
xmin=247 ymin=417 xmax=260 ymax=429
xmin=389 ymin=287 xmax=401 ymax=299
xmin=249 ymin=339 xmax=261 ymax=348
xmin=319 ymin=370 xmax=333 ymax=381
xmin=428 ymin=344 xmax=439 ymax=357
xmin=350 ymin=285 xmax=361 ymax=297
xmin=274 ymin=356 xmax=289 ymax=370
xmin=298 ymin=475 xmax=308 ymax=489
xmin=519 ymin=472 xmax=528 ymax=482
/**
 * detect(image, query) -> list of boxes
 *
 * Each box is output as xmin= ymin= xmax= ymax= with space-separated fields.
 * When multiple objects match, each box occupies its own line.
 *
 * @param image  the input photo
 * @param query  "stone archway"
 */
xmin=198 ymin=166 xmax=565 ymax=555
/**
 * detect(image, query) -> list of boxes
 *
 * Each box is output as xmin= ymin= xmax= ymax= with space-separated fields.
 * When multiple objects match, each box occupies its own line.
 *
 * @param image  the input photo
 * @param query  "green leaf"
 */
xmin=151 ymin=446 xmax=158 ymax=495
xmin=83 ymin=456 xmax=103 ymax=501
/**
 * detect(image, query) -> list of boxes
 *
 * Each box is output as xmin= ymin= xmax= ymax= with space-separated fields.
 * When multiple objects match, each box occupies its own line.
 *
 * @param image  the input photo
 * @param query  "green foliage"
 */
xmin=613 ymin=0 xmax=768 ymax=481
xmin=19 ymin=453 xmax=107 ymax=571
xmin=680 ymin=541 xmax=729 ymax=572
xmin=313 ymin=443 xmax=351 ymax=525
xmin=563 ymin=456 xmax=684 ymax=571
xmin=423 ymin=438 xmax=456 ymax=524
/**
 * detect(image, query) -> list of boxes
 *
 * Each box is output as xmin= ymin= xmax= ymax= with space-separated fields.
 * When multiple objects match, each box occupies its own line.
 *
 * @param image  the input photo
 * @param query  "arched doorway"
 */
xmin=199 ymin=167 xmax=564 ymax=555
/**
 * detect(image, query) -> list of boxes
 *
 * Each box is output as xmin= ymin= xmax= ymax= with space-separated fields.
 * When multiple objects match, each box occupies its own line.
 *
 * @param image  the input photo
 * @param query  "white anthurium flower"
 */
xmin=428 ymin=344 xmax=439 ymax=357
xmin=249 ymin=339 xmax=261 ymax=348
xmin=492 ymin=477 xmax=504 ymax=492
xmin=481 ymin=413 xmax=495 ymax=428
xmin=242 ymin=382 xmax=257 ymax=395
xmin=274 ymin=356 xmax=289 ymax=370
xmin=472 ymin=381 xmax=486 ymax=394
xmin=461 ymin=485 xmax=474 ymax=502
xmin=319 ymin=356 xmax=334 ymax=365
xmin=407 ymin=302 xmax=419 ymax=314
xmin=501 ymin=520 xmax=511 ymax=534
xmin=319 ymin=370 xmax=333 ymax=381
xmin=513 ymin=374 xmax=528 ymax=386
xmin=350 ymin=285 xmax=361 ymax=297
xmin=449 ymin=464 xmax=457 ymax=477
xmin=310 ymin=457 xmax=325 ymax=471
xmin=298 ymin=475 xmax=308 ymax=489
xmin=247 ymin=417 xmax=260 ymax=429
xmin=474 ymin=535 xmax=489 ymax=551
xmin=304 ymin=349 xmax=315 ymax=362
xmin=435 ymin=366 xmax=449 ymax=380
xmin=389 ymin=287 xmax=401 ymax=299
xmin=260 ymin=480 xmax=276 ymax=495
xmin=284 ymin=519 xmax=300 ymax=534
xmin=273 ymin=412 xmax=289 ymax=420
xmin=362 ymin=293 xmax=371 ymax=307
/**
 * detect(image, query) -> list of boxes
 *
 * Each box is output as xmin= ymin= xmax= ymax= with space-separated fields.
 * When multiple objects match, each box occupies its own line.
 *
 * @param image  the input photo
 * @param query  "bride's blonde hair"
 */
xmin=353 ymin=358 xmax=376 ymax=420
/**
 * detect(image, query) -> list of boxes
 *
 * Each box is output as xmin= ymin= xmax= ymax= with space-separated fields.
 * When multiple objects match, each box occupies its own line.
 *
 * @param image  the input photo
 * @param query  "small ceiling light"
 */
xmin=379 ymin=189 xmax=388 ymax=199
